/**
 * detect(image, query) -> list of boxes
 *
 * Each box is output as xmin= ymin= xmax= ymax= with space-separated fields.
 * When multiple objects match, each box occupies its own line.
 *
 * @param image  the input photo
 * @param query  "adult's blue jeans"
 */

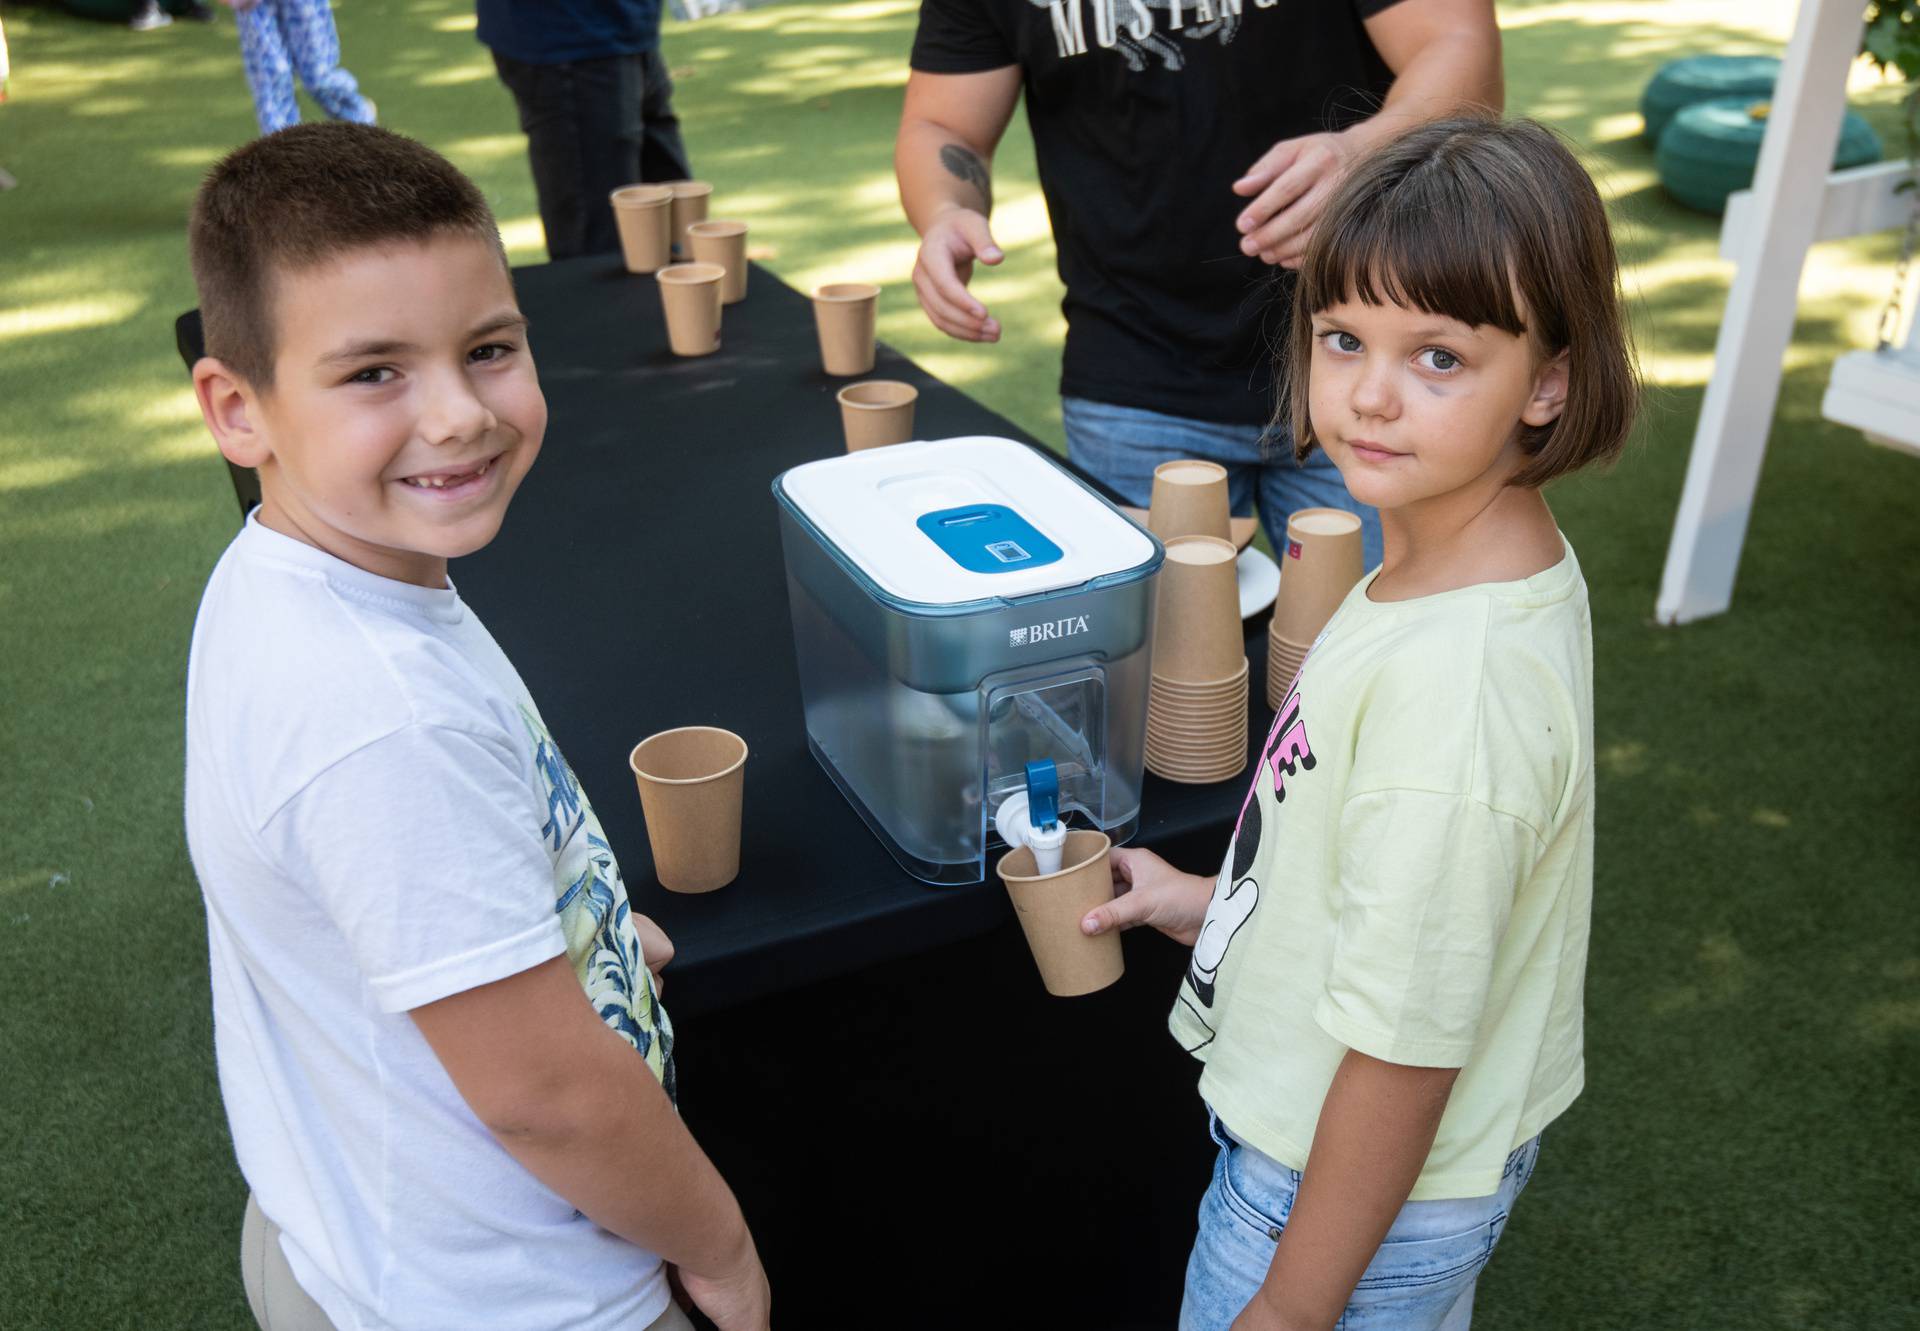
xmin=1062 ymin=396 xmax=1383 ymax=570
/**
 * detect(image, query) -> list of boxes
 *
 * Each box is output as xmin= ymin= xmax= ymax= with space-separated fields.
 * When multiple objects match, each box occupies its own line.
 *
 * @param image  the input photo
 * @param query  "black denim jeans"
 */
xmin=491 ymin=47 xmax=693 ymax=261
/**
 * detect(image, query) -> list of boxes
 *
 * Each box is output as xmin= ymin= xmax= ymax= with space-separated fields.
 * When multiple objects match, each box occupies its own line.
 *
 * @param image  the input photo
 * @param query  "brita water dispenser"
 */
xmin=774 ymin=436 xmax=1163 ymax=885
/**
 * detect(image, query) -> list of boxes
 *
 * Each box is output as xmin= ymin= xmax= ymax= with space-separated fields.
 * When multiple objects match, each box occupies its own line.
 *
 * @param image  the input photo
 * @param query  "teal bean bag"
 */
xmin=1656 ymin=97 xmax=1882 ymax=216
xmin=1641 ymin=55 xmax=1782 ymax=146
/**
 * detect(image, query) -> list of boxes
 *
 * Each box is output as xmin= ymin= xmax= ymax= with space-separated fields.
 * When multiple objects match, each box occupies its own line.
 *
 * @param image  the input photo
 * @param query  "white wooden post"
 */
xmin=1654 ymin=0 xmax=1868 ymax=624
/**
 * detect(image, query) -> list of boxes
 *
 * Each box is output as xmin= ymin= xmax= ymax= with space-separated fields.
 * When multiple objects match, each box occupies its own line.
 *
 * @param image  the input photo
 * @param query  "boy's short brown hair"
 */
xmin=189 ymin=123 xmax=507 ymax=389
xmin=1283 ymin=116 xmax=1638 ymax=488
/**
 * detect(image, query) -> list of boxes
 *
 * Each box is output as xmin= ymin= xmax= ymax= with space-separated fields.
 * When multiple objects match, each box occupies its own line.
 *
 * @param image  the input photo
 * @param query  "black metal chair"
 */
xmin=175 ymin=308 xmax=261 ymax=519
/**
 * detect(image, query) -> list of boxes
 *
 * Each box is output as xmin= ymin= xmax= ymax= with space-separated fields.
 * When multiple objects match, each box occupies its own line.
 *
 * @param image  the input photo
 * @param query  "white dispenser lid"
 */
xmin=779 ymin=436 xmax=1157 ymax=606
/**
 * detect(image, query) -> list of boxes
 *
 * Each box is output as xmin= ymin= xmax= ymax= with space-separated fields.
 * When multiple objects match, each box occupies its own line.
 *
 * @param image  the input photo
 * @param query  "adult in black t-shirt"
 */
xmin=897 ymin=0 xmax=1501 ymax=564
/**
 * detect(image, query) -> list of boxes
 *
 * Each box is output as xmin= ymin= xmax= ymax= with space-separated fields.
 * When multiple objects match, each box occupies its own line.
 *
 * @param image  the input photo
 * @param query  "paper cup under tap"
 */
xmin=812 ymin=282 xmax=879 ymax=376
xmin=656 ymin=263 xmax=725 ymax=357
xmin=630 ymin=726 xmax=748 ymax=893
xmin=995 ymin=830 xmax=1123 ymax=997
xmin=837 ymin=380 xmax=918 ymax=451
xmin=1152 ymin=535 xmax=1246 ymax=684
xmin=687 ymin=220 xmax=749 ymax=304
xmin=1270 ymin=507 xmax=1365 ymax=645
xmin=1147 ymin=459 xmax=1232 ymax=544
xmin=610 ymin=184 xmax=674 ymax=274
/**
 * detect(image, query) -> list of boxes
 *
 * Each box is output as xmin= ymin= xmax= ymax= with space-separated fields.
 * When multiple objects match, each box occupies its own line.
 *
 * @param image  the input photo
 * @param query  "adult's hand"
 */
xmin=1231 ymin=130 xmax=1362 ymax=269
xmin=1081 ymin=846 xmax=1213 ymax=947
xmin=911 ymin=206 xmax=1004 ymax=342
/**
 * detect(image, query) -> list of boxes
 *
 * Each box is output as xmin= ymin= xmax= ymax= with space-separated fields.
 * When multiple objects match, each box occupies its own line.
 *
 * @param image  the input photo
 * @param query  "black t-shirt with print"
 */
xmin=911 ymin=0 xmax=1399 ymax=425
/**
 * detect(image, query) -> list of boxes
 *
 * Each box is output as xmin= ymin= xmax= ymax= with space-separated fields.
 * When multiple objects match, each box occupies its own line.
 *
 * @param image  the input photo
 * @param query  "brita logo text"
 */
xmin=1009 ymin=616 xmax=1090 ymax=647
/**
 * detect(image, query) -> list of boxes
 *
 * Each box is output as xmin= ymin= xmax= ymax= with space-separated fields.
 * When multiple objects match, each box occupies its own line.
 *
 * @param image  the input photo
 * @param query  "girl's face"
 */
xmin=1306 ymin=296 xmax=1567 ymax=515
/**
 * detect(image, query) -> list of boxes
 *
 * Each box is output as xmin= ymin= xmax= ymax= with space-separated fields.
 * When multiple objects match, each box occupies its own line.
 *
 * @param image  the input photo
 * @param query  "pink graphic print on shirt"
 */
xmin=1233 ymin=677 xmax=1315 ymax=843
xmin=1175 ymin=678 xmax=1317 ymax=1048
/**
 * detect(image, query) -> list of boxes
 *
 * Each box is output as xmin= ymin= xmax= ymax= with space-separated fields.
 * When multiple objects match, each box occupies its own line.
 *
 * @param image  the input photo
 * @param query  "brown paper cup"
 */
xmin=1153 ymin=536 xmax=1245 ymax=683
xmin=995 ymin=830 xmax=1123 ymax=997
xmin=1271 ymin=507 xmax=1365 ymax=644
xmin=629 ymin=727 xmax=748 ymax=893
xmin=813 ymin=282 xmax=879 ymax=376
xmin=666 ymin=180 xmax=713 ymax=259
xmin=656 ymin=263 xmax=725 ymax=357
xmin=611 ymin=185 xmax=674 ymax=274
xmin=1148 ymin=460 xmax=1232 ymax=543
xmin=687 ymin=220 xmax=749 ymax=304
xmin=837 ymin=380 xmax=918 ymax=451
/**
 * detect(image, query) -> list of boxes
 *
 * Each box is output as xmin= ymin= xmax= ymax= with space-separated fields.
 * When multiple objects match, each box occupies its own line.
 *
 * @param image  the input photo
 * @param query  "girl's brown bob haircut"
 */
xmin=1284 ymin=116 xmax=1637 ymax=489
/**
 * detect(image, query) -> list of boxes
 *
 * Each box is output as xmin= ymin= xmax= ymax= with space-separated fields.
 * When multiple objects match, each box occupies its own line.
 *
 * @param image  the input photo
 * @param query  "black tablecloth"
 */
xmin=456 ymin=256 xmax=1278 ymax=1019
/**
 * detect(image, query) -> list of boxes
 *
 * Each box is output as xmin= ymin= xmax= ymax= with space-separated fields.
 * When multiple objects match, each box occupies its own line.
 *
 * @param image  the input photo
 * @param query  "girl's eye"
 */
xmin=470 ymin=342 xmax=516 ymax=364
xmin=347 ymin=366 xmax=394 ymax=385
xmin=1320 ymin=330 xmax=1361 ymax=354
xmin=1418 ymin=347 xmax=1461 ymax=373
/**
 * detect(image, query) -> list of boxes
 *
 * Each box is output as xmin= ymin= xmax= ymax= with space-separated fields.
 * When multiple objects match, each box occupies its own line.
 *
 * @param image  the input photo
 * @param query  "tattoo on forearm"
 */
xmin=939 ymin=143 xmax=993 ymax=214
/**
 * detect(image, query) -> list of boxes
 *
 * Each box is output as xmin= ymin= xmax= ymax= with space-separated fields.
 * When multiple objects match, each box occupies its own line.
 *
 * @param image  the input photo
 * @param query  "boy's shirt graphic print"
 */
xmin=1173 ymin=673 xmax=1315 ymax=1051
xmin=522 ymin=706 xmax=676 ymax=1101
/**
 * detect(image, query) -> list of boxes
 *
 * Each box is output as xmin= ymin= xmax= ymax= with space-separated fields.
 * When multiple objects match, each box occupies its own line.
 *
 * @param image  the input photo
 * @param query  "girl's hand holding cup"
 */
xmin=1081 ymin=846 xmax=1213 ymax=947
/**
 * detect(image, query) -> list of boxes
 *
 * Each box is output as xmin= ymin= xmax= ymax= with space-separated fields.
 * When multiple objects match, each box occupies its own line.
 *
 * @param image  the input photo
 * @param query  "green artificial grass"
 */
xmin=2 ymin=0 xmax=1917 ymax=1325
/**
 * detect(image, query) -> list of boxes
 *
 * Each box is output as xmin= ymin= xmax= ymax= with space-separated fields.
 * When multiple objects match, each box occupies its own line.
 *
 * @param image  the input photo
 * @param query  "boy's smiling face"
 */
xmin=198 ymin=234 xmax=546 ymax=587
xmin=1306 ymin=296 xmax=1566 ymax=517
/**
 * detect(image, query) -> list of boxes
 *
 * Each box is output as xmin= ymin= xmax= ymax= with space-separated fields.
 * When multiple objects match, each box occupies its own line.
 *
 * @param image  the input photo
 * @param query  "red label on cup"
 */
xmin=1287 ymin=540 xmax=1303 ymax=560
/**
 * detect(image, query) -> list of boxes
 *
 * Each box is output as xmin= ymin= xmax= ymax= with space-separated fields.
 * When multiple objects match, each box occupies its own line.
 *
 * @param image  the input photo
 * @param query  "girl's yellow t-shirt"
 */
xmin=1168 ymin=539 xmax=1593 ymax=1200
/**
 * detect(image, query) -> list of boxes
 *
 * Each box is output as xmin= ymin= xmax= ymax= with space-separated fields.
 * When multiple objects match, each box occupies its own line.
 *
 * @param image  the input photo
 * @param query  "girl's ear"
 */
xmin=1521 ymin=349 xmax=1570 ymax=428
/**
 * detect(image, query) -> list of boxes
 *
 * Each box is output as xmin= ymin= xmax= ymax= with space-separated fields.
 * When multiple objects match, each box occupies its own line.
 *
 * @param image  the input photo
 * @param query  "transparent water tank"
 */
xmin=774 ymin=437 xmax=1162 ymax=884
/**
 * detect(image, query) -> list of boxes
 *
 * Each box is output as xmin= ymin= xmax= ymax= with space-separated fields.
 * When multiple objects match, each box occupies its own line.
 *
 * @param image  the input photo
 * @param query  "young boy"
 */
xmin=184 ymin=123 xmax=768 ymax=1331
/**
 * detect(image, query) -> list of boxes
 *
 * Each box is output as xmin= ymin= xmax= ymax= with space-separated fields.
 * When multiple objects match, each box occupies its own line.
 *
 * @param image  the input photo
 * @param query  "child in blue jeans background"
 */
xmin=1083 ymin=116 xmax=1639 ymax=1331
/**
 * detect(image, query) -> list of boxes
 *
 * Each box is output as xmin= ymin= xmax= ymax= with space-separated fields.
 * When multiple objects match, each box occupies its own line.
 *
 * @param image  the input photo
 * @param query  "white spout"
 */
xmin=995 ymin=791 xmax=1069 ymax=875
xmin=1028 ymin=819 xmax=1067 ymax=875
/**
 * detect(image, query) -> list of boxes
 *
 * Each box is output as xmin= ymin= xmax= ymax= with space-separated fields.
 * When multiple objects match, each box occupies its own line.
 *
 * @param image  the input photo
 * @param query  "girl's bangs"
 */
xmin=1304 ymin=178 xmax=1529 ymax=338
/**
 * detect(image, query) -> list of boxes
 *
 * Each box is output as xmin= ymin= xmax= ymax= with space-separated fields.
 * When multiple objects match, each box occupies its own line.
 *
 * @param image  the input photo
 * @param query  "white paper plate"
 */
xmin=1237 ymin=546 xmax=1280 ymax=619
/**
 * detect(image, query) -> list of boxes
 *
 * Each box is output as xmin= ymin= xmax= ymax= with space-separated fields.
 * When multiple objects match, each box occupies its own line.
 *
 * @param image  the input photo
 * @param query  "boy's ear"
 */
xmin=1521 ymin=349 xmax=1571 ymax=429
xmin=193 ymin=356 xmax=272 ymax=469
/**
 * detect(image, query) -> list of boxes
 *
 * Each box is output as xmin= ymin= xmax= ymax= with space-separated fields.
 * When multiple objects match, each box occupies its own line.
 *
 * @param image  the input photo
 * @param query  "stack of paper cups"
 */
xmin=1147 ymin=535 xmax=1249 ymax=784
xmin=1266 ymin=508 xmax=1365 ymax=709
xmin=1147 ymin=459 xmax=1231 ymax=543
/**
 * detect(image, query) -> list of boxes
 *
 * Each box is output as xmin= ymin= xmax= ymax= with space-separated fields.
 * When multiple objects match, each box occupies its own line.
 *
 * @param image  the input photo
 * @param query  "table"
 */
xmin=456 ymin=255 xmax=1281 ymax=1023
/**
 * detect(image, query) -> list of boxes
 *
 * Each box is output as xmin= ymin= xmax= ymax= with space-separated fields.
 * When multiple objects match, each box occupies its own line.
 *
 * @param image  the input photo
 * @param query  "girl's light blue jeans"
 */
xmin=1061 ymin=396 xmax=1384 ymax=570
xmin=1179 ymin=1111 xmax=1541 ymax=1331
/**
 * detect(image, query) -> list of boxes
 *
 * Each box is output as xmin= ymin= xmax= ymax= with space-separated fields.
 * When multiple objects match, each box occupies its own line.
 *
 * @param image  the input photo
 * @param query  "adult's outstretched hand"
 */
xmin=912 ymin=206 xmax=1004 ymax=343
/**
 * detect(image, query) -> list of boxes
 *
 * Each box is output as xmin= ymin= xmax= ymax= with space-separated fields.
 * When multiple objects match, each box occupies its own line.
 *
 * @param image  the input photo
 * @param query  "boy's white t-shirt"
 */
xmin=185 ymin=517 xmax=675 ymax=1331
xmin=1169 ymin=540 xmax=1593 ymax=1200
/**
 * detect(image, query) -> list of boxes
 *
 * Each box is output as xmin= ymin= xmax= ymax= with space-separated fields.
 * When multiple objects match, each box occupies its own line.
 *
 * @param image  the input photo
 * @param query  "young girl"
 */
xmin=1082 ymin=116 xmax=1637 ymax=1331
